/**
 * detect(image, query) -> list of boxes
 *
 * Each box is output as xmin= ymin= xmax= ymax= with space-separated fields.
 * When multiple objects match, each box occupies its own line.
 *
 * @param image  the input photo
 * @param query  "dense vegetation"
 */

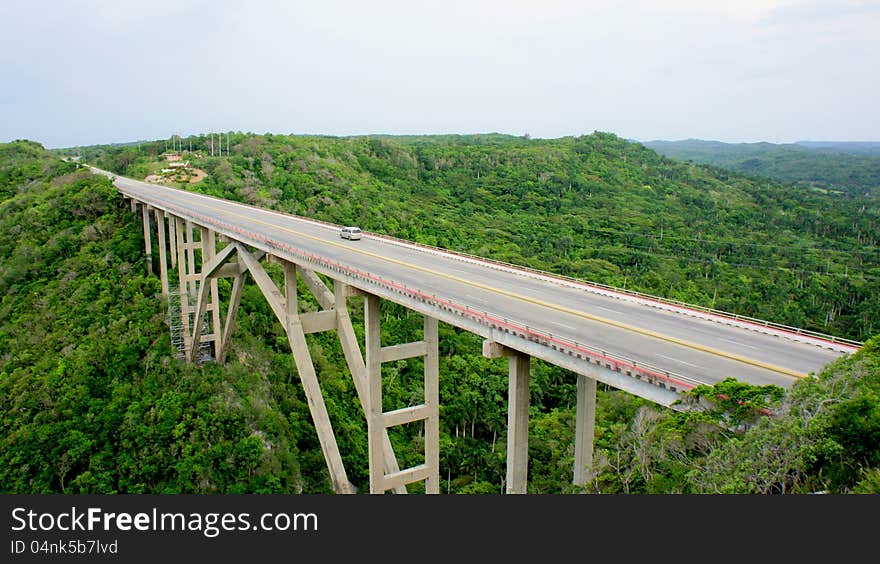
xmin=2 ymin=135 xmax=877 ymax=494
xmin=0 ymin=141 xmax=299 ymax=493
xmin=644 ymin=139 xmax=880 ymax=198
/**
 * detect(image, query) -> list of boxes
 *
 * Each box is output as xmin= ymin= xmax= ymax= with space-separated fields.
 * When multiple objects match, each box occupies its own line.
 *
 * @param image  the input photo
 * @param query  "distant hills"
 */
xmin=795 ymin=141 xmax=880 ymax=154
xmin=642 ymin=139 xmax=880 ymax=196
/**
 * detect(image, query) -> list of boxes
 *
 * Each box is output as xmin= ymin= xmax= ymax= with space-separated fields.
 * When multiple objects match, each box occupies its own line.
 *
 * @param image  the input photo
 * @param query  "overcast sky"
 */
xmin=1 ymin=0 xmax=878 ymax=148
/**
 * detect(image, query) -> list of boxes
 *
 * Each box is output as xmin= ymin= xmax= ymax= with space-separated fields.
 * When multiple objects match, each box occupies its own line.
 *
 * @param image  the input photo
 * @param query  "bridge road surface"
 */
xmin=100 ymin=169 xmax=853 ymax=390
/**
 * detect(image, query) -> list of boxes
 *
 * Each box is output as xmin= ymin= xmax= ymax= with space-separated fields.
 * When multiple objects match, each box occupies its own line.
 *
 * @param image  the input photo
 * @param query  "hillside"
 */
xmin=0 ymin=141 xmax=306 ymax=493
xmin=4 ymin=136 xmax=877 ymax=494
xmin=643 ymin=138 xmax=880 ymax=197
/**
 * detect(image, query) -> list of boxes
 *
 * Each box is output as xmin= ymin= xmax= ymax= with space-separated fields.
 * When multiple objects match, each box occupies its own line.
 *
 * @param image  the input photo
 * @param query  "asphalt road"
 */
xmin=103 ymin=170 xmax=853 ymax=389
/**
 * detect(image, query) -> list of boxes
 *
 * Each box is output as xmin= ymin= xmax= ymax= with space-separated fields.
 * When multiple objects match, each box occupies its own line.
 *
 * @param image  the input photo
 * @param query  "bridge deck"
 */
xmin=102 ymin=170 xmax=854 ymax=397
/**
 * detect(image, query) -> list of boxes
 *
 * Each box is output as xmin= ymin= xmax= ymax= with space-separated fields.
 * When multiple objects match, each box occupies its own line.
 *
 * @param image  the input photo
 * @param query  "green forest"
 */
xmin=2 ymin=134 xmax=879 ymax=494
xmin=644 ymin=138 xmax=880 ymax=197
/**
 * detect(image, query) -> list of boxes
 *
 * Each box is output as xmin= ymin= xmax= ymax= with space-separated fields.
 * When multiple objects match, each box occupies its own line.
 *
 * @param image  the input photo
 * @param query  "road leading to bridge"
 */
xmin=100 ymin=169 xmax=856 ymax=390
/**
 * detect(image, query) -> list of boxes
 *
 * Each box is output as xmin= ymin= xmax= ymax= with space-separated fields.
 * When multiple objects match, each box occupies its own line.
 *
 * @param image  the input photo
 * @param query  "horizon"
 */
xmin=27 ymin=132 xmax=880 ymax=152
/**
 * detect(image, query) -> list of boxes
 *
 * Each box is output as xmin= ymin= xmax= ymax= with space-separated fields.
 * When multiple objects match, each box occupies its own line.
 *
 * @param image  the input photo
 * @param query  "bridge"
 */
xmin=90 ymin=166 xmax=861 ymax=494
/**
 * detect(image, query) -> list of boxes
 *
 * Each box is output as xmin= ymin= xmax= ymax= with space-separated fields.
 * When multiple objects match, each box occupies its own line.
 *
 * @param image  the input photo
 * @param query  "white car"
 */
xmin=340 ymin=226 xmax=362 ymax=240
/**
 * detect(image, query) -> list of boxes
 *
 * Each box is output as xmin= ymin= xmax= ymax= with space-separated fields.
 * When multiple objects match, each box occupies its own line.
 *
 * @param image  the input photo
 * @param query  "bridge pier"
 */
xmin=485 ymin=339 xmax=597 ymax=492
xmin=483 ymin=340 xmax=531 ymax=494
xmin=507 ymin=351 xmax=531 ymax=494
xmin=174 ymin=217 xmax=194 ymax=354
xmin=166 ymin=211 xmax=177 ymax=270
xmin=184 ymin=221 xmax=197 ymax=298
xmin=199 ymin=228 xmax=222 ymax=360
xmin=365 ymin=293 xmax=440 ymax=494
xmin=188 ymin=234 xmax=232 ymax=363
xmin=334 ymin=282 xmax=406 ymax=494
xmin=573 ymin=375 xmax=597 ymax=488
xmin=154 ymin=208 xmax=169 ymax=297
xmin=140 ymin=204 xmax=153 ymax=276
xmin=282 ymin=261 xmax=354 ymax=494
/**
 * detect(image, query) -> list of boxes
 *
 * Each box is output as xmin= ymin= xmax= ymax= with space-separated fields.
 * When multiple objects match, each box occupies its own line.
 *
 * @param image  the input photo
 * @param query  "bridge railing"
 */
xmin=122 ymin=187 xmax=704 ymax=394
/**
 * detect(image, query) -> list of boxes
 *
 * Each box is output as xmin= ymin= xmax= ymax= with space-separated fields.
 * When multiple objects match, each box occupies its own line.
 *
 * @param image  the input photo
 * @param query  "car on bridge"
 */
xmin=340 ymin=226 xmax=362 ymax=240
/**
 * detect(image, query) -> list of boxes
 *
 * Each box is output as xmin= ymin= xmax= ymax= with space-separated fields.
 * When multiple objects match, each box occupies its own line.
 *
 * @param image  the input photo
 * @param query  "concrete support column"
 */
xmin=174 ymin=216 xmax=192 ymax=353
xmin=507 ymin=351 xmax=530 ymax=494
xmin=362 ymin=293 xmax=438 ymax=494
xmin=184 ymin=221 xmax=197 ymax=298
xmin=573 ymin=375 xmax=597 ymax=488
xmin=364 ymin=294 xmax=385 ymax=494
xmin=141 ymin=204 xmax=153 ymax=276
xmin=282 ymin=261 xmax=352 ymax=494
xmin=154 ymin=209 xmax=169 ymax=297
xmin=166 ymin=212 xmax=177 ymax=270
xmin=423 ymin=316 xmax=440 ymax=494
xmin=334 ymin=281 xmax=408 ymax=494
xmin=201 ymin=228 xmax=222 ymax=359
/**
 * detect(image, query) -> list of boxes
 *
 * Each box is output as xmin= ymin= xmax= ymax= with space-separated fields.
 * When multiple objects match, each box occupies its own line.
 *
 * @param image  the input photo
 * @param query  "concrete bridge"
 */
xmin=91 ymin=167 xmax=860 ymax=494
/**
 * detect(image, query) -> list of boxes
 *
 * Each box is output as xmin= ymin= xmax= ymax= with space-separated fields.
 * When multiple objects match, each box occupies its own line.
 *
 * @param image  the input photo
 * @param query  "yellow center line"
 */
xmin=133 ymin=180 xmax=806 ymax=379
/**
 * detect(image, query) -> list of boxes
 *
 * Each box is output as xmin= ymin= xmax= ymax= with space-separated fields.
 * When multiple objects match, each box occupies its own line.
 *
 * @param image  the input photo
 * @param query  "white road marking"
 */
xmin=720 ymin=337 xmax=758 ymax=350
xmin=657 ymin=354 xmax=703 ymax=369
xmin=593 ymin=305 xmax=620 ymax=314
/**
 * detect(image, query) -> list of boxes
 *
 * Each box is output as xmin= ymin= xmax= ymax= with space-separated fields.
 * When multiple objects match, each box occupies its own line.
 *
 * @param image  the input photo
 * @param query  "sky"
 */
xmin=1 ymin=0 xmax=878 ymax=148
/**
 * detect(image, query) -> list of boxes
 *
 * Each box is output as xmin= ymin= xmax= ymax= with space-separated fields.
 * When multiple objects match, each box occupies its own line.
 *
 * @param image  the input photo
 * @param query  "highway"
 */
xmin=100 ymin=169 xmax=856 ymax=390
